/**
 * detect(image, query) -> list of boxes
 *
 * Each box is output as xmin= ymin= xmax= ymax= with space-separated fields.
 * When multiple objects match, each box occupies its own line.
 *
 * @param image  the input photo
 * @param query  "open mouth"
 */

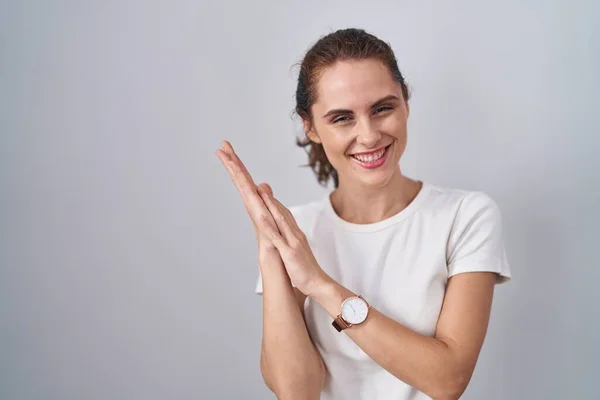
xmin=349 ymin=144 xmax=392 ymax=169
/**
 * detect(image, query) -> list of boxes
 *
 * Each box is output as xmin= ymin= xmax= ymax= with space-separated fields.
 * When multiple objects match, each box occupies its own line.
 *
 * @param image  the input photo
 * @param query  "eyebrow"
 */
xmin=321 ymin=95 xmax=402 ymax=119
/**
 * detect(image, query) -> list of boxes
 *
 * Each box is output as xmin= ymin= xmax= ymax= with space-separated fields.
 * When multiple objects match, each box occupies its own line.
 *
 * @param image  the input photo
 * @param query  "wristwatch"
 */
xmin=332 ymin=295 xmax=370 ymax=332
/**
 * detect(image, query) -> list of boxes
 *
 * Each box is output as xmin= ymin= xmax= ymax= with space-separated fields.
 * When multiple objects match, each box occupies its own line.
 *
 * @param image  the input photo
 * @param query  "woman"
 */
xmin=216 ymin=28 xmax=511 ymax=400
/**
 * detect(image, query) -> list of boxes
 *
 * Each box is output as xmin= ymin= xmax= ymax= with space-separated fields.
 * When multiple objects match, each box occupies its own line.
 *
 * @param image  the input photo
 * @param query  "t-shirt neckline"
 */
xmin=323 ymin=181 xmax=432 ymax=233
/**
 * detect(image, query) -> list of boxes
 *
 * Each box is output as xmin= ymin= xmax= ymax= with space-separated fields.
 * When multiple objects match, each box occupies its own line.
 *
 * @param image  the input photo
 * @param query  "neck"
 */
xmin=330 ymin=168 xmax=422 ymax=224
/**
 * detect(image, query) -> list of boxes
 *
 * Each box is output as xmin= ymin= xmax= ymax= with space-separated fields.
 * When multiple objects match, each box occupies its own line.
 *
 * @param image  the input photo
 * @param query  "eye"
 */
xmin=373 ymin=105 xmax=393 ymax=114
xmin=332 ymin=115 xmax=353 ymax=124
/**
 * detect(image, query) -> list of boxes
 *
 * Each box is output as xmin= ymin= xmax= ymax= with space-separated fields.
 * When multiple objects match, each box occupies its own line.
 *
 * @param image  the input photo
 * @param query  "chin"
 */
xmin=342 ymin=162 xmax=398 ymax=189
xmin=354 ymin=169 xmax=396 ymax=189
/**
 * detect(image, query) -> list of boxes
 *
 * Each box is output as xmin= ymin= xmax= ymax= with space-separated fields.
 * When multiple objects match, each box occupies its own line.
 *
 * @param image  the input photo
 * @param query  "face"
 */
xmin=304 ymin=59 xmax=409 ymax=189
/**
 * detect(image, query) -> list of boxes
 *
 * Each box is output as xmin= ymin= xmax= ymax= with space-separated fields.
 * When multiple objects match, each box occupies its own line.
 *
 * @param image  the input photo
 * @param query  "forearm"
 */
xmin=260 ymin=251 xmax=325 ymax=399
xmin=311 ymin=279 xmax=469 ymax=400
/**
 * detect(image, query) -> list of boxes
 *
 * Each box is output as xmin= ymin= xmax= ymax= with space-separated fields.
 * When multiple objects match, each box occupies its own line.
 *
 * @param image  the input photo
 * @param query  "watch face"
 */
xmin=341 ymin=296 xmax=369 ymax=324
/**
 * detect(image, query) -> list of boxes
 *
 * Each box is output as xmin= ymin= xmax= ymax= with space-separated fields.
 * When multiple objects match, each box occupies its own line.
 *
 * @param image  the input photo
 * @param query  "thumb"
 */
xmin=257 ymin=182 xmax=273 ymax=197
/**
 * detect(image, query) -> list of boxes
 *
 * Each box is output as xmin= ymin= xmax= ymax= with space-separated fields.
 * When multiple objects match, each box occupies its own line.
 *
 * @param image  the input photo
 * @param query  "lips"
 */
xmin=350 ymin=146 xmax=387 ymax=162
xmin=349 ymin=144 xmax=391 ymax=169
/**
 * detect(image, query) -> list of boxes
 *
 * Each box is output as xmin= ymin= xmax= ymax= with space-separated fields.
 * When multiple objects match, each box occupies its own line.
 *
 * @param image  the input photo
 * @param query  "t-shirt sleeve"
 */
xmin=446 ymin=191 xmax=512 ymax=284
xmin=255 ymin=270 xmax=263 ymax=294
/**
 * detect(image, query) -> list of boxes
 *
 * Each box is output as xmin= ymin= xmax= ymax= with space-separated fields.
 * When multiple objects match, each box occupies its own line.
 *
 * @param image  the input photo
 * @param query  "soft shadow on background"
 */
xmin=1 ymin=1 xmax=598 ymax=399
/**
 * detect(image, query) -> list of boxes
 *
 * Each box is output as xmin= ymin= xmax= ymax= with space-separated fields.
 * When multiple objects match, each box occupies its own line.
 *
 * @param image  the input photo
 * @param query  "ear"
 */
xmin=303 ymin=119 xmax=322 ymax=144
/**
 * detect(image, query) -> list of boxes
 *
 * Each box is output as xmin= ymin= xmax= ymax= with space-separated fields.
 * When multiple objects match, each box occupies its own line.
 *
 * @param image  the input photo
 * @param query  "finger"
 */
xmin=222 ymin=142 xmax=266 ymax=203
xmin=218 ymin=149 xmax=258 ymax=224
xmin=216 ymin=149 xmax=247 ymax=200
xmin=257 ymin=208 xmax=284 ymax=237
xmin=217 ymin=150 xmax=253 ymax=197
xmin=254 ymin=183 xmax=275 ymax=239
xmin=216 ymin=149 xmax=236 ymax=182
xmin=217 ymin=146 xmax=264 ymax=213
xmin=271 ymin=196 xmax=304 ymax=237
xmin=219 ymin=143 xmax=264 ymax=208
xmin=222 ymin=141 xmax=254 ymax=182
xmin=217 ymin=149 xmax=278 ymax=236
xmin=258 ymin=186 xmax=296 ymax=244
xmin=269 ymin=234 xmax=289 ymax=255
xmin=219 ymin=144 xmax=279 ymax=234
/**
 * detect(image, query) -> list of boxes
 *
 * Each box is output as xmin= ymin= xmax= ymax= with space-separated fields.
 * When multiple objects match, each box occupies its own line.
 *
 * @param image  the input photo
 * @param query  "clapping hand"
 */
xmin=216 ymin=141 xmax=327 ymax=296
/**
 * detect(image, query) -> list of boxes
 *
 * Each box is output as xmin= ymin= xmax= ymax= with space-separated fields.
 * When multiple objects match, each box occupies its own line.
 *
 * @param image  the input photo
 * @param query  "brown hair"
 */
xmin=294 ymin=28 xmax=411 ymax=188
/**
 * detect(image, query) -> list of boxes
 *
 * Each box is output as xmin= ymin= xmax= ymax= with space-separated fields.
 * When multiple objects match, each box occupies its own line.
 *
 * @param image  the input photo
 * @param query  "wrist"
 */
xmin=259 ymin=260 xmax=293 ymax=291
xmin=258 ymin=243 xmax=286 ymax=275
xmin=258 ymin=240 xmax=278 ymax=256
xmin=307 ymin=275 xmax=355 ymax=318
xmin=304 ymin=271 xmax=332 ymax=299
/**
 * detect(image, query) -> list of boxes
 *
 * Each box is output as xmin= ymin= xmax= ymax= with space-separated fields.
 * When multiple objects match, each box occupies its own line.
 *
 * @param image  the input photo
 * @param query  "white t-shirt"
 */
xmin=255 ymin=181 xmax=511 ymax=400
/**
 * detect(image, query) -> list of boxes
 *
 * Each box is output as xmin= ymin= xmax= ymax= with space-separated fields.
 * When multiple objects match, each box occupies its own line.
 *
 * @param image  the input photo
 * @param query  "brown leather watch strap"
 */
xmin=332 ymin=315 xmax=351 ymax=332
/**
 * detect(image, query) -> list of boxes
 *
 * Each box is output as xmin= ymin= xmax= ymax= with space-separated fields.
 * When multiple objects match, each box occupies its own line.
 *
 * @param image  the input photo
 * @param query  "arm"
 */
xmin=215 ymin=143 xmax=324 ymax=399
xmin=310 ymin=271 xmax=496 ymax=400
xmin=249 ymin=175 xmax=496 ymax=399
xmin=254 ymin=181 xmax=508 ymax=400
xmin=217 ymin=141 xmax=496 ymax=399
xmin=250 ymin=174 xmax=503 ymax=399
xmin=258 ymin=244 xmax=325 ymax=399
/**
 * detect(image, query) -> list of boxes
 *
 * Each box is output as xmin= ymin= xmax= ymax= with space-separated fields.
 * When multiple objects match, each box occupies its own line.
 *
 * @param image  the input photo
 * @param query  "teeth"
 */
xmin=352 ymin=147 xmax=386 ymax=163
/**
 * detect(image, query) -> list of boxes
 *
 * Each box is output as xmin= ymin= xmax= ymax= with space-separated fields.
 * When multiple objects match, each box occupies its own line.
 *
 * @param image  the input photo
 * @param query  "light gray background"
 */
xmin=1 ymin=1 xmax=598 ymax=399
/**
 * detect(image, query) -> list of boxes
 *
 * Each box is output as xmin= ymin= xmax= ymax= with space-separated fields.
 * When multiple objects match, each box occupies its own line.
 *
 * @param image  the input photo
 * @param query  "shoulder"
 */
xmin=425 ymin=183 xmax=506 ymax=255
xmin=426 ymin=184 xmax=511 ymax=283
xmin=423 ymin=182 xmax=503 ymax=221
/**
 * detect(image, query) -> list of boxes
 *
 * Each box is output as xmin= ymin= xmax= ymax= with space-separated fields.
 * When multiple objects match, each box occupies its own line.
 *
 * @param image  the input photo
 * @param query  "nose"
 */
xmin=355 ymin=119 xmax=382 ymax=148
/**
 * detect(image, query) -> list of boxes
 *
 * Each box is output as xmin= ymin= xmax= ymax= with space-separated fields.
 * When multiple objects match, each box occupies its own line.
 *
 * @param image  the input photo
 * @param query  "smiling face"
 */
xmin=304 ymin=59 xmax=409 ymax=189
